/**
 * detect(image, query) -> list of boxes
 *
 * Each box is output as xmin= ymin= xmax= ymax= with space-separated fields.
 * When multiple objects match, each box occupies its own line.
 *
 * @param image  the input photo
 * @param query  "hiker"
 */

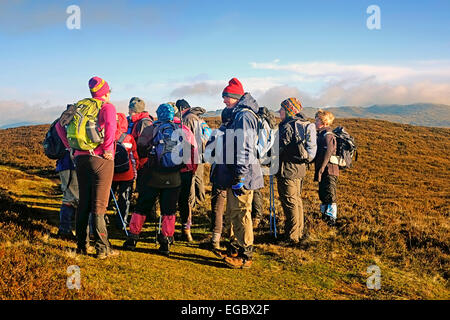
xmin=216 ymin=77 xmax=264 ymax=269
xmin=56 ymin=76 xmax=119 ymax=259
xmin=126 ymin=97 xmax=157 ymax=220
xmin=123 ymin=103 xmax=197 ymax=255
xmin=110 ymin=112 xmax=140 ymax=229
xmin=314 ymin=109 xmax=339 ymax=226
xmin=203 ymin=107 xmax=234 ymax=250
xmin=276 ymin=98 xmax=317 ymax=246
xmin=55 ymin=149 xmax=79 ymax=240
xmin=175 ymin=99 xmax=212 ymax=241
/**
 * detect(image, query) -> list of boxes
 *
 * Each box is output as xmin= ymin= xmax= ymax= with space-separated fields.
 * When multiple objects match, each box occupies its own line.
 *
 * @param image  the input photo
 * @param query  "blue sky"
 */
xmin=0 ymin=0 xmax=449 ymax=126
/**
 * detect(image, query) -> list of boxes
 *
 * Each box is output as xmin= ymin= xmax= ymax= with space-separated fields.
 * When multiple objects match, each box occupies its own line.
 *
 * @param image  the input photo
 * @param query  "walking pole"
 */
xmin=110 ymin=188 xmax=129 ymax=237
xmin=156 ymin=214 xmax=162 ymax=244
xmin=269 ymin=175 xmax=273 ymax=234
xmin=269 ymin=175 xmax=277 ymax=238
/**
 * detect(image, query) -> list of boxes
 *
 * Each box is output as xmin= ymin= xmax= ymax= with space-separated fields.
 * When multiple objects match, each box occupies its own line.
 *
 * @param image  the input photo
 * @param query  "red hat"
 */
xmin=222 ymin=78 xmax=244 ymax=100
xmin=89 ymin=76 xmax=110 ymax=98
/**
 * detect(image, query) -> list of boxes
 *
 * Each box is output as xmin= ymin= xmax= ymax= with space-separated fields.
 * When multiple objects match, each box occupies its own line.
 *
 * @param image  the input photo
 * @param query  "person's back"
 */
xmin=276 ymin=97 xmax=317 ymax=246
xmin=314 ymin=109 xmax=339 ymax=226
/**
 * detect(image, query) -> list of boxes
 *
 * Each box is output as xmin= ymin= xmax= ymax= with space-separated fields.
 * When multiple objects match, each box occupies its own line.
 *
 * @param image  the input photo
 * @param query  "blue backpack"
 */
xmin=150 ymin=122 xmax=184 ymax=172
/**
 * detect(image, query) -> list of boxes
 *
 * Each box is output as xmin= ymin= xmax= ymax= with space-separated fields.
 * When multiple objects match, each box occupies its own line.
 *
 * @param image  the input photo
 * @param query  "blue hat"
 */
xmin=156 ymin=103 xmax=175 ymax=122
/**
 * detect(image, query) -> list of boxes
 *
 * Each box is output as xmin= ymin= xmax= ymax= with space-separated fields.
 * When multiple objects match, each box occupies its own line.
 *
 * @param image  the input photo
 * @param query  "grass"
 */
xmin=0 ymin=118 xmax=449 ymax=299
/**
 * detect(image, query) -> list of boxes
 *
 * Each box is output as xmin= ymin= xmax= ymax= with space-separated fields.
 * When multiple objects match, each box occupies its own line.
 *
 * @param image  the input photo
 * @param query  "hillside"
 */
xmin=204 ymin=103 xmax=450 ymax=128
xmin=0 ymin=119 xmax=449 ymax=300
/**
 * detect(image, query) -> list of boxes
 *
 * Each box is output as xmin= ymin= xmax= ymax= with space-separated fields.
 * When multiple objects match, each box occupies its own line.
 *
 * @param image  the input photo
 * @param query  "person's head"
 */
xmin=156 ymin=103 xmax=175 ymax=122
xmin=315 ymin=109 xmax=335 ymax=129
xmin=222 ymin=78 xmax=244 ymax=109
xmin=89 ymin=76 xmax=111 ymax=102
xmin=176 ymin=99 xmax=191 ymax=112
xmin=128 ymin=97 xmax=146 ymax=116
xmin=280 ymin=97 xmax=302 ymax=121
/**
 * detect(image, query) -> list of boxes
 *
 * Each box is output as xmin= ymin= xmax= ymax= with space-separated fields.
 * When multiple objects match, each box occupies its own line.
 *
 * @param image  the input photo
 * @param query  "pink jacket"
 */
xmin=55 ymin=98 xmax=117 ymax=158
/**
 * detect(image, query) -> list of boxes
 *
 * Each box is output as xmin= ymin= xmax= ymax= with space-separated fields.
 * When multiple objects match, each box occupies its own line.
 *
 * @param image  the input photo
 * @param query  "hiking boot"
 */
xmin=158 ymin=240 xmax=170 ymax=256
xmin=213 ymin=248 xmax=238 ymax=259
xmin=95 ymin=248 xmax=120 ymax=260
xmin=224 ymin=256 xmax=253 ymax=269
xmin=182 ymin=229 xmax=193 ymax=242
xmin=122 ymin=237 xmax=138 ymax=251
xmin=56 ymin=230 xmax=76 ymax=241
xmin=322 ymin=214 xmax=336 ymax=227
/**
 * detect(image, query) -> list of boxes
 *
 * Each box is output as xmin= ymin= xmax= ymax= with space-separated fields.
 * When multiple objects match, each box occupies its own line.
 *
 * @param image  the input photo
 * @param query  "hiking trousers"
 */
xmin=190 ymin=163 xmax=206 ymax=207
xmin=251 ymin=188 xmax=264 ymax=220
xmin=210 ymin=185 xmax=227 ymax=234
xmin=179 ymin=171 xmax=194 ymax=229
xmin=226 ymin=188 xmax=254 ymax=260
xmin=277 ymin=176 xmax=304 ymax=242
xmin=75 ymin=155 xmax=114 ymax=253
xmin=59 ymin=169 xmax=79 ymax=207
xmin=318 ymin=172 xmax=338 ymax=204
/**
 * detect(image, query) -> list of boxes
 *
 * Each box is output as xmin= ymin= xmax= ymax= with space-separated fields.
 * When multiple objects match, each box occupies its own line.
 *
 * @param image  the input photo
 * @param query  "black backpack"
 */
xmin=328 ymin=126 xmax=357 ymax=170
xmin=114 ymin=133 xmax=130 ymax=174
xmin=43 ymin=118 xmax=66 ymax=160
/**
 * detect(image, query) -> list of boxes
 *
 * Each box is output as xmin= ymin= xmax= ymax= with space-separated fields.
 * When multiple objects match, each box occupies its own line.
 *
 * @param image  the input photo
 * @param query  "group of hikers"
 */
xmin=48 ymin=76 xmax=343 ymax=269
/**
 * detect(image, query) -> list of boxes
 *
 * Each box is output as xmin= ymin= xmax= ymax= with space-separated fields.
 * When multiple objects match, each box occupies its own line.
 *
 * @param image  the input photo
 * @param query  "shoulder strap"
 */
xmin=118 ymin=132 xmax=127 ymax=144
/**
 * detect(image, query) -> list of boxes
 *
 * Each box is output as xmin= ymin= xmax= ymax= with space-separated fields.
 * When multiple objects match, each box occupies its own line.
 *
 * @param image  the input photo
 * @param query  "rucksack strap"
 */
xmin=118 ymin=132 xmax=127 ymax=144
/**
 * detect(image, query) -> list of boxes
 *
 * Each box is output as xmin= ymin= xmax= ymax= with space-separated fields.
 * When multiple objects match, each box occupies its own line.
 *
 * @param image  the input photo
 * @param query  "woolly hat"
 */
xmin=89 ymin=76 xmax=110 ymax=98
xmin=222 ymin=78 xmax=244 ymax=100
xmin=281 ymin=97 xmax=303 ymax=118
xmin=176 ymin=99 xmax=191 ymax=111
xmin=129 ymin=97 xmax=146 ymax=113
xmin=156 ymin=103 xmax=175 ymax=122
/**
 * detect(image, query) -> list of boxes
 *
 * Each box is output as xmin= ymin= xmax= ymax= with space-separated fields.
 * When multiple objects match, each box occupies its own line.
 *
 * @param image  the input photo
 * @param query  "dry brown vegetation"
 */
xmin=0 ymin=118 xmax=448 ymax=299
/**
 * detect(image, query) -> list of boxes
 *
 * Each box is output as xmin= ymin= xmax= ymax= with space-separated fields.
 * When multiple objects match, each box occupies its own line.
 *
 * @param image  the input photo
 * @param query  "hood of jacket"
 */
xmin=115 ymin=113 xmax=128 ymax=140
xmin=131 ymin=111 xmax=153 ymax=123
xmin=232 ymin=92 xmax=259 ymax=116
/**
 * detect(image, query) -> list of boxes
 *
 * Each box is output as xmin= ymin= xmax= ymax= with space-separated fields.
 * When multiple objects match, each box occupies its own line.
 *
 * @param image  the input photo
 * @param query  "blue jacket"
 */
xmin=223 ymin=93 xmax=264 ymax=190
xmin=56 ymin=151 xmax=75 ymax=172
xmin=207 ymin=124 xmax=232 ymax=189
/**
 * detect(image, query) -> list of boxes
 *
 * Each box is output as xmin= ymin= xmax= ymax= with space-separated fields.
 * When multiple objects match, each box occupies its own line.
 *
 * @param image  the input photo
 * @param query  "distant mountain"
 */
xmin=0 ymin=122 xmax=41 ymax=129
xmin=203 ymin=103 xmax=450 ymax=128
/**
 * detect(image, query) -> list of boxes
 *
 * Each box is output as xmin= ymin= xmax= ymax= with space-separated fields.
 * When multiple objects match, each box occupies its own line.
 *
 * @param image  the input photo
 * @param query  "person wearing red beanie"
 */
xmin=222 ymin=77 xmax=244 ymax=109
xmin=217 ymin=77 xmax=264 ymax=269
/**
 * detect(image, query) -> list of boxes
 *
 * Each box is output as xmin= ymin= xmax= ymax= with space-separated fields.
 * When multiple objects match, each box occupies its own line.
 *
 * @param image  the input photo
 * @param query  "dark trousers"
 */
xmin=111 ymin=180 xmax=134 ymax=228
xmin=135 ymin=186 xmax=181 ymax=216
xmin=277 ymin=176 xmax=304 ymax=242
xmin=190 ymin=164 xmax=206 ymax=207
xmin=319 ymin=172 xmax=338 ymax=204
xmin=75 ymin=155 xmax=114 ymax=253
xmin=251 ymin=188 xmax=264 ymax=220
xmin=210 ymin=185 xmax=227 ymax=234
xmin=179 ymin=171 xmax=193 ymax=229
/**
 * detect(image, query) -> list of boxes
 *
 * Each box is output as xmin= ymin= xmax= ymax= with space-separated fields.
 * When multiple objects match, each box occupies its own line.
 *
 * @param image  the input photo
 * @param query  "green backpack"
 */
xmin=66 ymin=98 xmax=104 ymax=151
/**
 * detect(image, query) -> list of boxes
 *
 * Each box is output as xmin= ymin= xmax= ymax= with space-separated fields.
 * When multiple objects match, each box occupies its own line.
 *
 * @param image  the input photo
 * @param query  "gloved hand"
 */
xmin=231 ymin=177 xmax=245 ymax=197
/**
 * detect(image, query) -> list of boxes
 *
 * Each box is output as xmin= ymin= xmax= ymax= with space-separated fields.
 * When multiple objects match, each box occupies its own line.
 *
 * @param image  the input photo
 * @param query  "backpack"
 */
xmin=244 ymin=107 xmax=276 ymax=160
xmin=131 ymin=117 xmax=153 ymax=141
xmin=43 ymin=118 xmax=66 ymax=160
xmin=114 ymin=133 xmax=130 ymax=174
xmin=327 ymin=126 xmax=357 ymax=169
xmin=66 ymin=98 xmax=104 ymax=151
xmin=286 ymin=118 xmax=312 ymax=164
xmin=148 ymin=122 xmax=185 ymax=172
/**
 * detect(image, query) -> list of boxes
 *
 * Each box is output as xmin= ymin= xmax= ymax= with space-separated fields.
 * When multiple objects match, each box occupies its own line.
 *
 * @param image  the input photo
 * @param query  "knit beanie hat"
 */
xmin=156 ymin=103 xmax=175 ymax=122
xmin=281 ymin=97 xmax=303 ymax=118
xmin=129 ymin=97 xmax=146 ymax=113
xmin=176 ymin=99 xmax=191 ymax=111
xmin=89 ymin=76 xmax=110 ymax=98
xmin=222 ymin=78 xmax=244 ymax=100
